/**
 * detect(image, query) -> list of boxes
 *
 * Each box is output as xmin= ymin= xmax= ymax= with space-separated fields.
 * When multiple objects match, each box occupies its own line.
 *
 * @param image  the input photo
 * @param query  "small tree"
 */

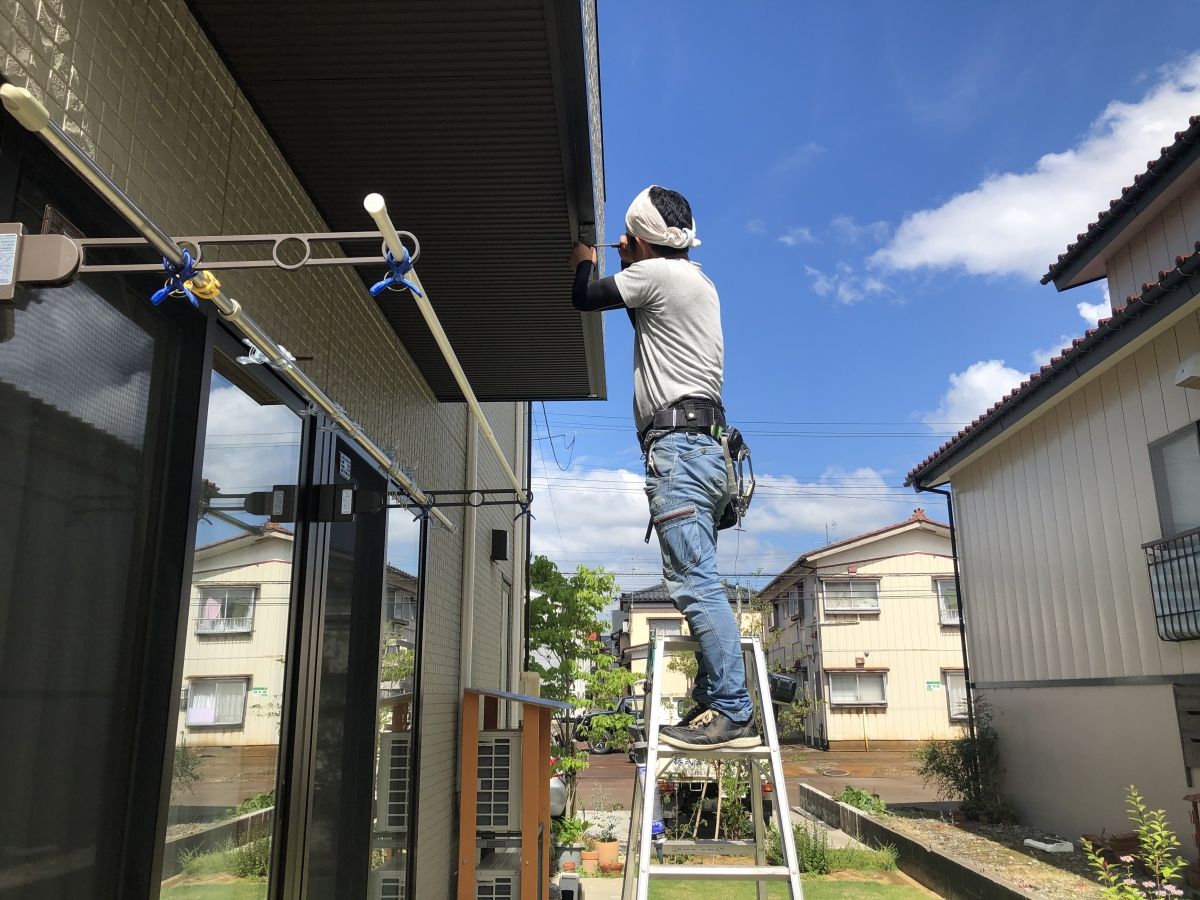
xmin=1083 ymin=785 xmax=1186 ymax=899
xmin=529 ymin=556 xmax=636 ymax=815
xmin=914 ymin=697 xmax=1014 ymax=823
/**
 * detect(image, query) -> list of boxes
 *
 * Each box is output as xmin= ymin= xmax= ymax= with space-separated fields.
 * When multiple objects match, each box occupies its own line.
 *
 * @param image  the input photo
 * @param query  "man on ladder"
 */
xmin=570 ymin=184 xmax=755 ymax=751
xmin=570 ymin=186 xmax=803 ymax=899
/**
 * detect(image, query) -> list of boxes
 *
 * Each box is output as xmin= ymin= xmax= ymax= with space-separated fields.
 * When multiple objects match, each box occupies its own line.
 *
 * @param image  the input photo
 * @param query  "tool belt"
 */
xmin=641 ymin=398 xmax=755 ymax=534
xmin=637 ymin=396 xmax=727 ymax=451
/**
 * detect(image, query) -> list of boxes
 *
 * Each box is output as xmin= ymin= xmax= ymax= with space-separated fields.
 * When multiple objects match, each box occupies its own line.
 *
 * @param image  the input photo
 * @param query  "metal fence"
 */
xmin=1144 ymin=527 xmax=1200 ymax=641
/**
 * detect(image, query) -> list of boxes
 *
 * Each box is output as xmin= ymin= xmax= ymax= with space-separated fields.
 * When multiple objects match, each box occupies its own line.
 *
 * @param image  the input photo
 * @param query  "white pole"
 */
xmin=0 ymin=85 xmax=454 ymax=532
xmin=363 ymin=193 xmax=531 ymax=506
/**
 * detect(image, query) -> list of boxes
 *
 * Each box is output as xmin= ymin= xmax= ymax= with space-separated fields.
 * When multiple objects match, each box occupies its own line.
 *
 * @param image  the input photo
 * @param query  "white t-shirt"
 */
xmin=613 ymin=257 xmax=724 ymax=432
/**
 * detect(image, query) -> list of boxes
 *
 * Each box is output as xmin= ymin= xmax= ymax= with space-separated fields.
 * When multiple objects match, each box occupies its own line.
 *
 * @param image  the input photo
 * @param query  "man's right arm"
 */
xmin=571 ymin=260 xmax=625 ymax=312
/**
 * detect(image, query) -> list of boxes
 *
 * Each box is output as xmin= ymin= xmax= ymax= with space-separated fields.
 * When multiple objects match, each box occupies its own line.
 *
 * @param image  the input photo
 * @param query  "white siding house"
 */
xmin=908 ymin=115 xmax=1200 ymax=850
xmin=760 ymin=511 xmax=964 ymax=749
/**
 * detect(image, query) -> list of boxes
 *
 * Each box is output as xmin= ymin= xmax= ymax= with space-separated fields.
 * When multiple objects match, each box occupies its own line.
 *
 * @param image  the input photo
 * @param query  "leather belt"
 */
xmin=639 ymin=397 xmax=726 ymax=450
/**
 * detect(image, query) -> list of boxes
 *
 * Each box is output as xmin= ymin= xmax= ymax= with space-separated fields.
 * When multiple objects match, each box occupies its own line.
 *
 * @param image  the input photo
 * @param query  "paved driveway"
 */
xmin=782 ymin=746 xmax=956 ymax=810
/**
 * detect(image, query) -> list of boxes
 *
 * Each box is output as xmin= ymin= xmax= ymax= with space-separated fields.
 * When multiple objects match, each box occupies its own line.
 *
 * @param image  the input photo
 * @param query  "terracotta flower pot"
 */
xmin=580 ymin=850 xmax=599 ymax=874
xmin=595 ymin=840 xmax=619 ymax=868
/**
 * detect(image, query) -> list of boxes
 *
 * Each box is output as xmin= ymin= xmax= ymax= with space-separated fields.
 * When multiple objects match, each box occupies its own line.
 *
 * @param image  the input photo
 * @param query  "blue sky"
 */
xmin=530 ymin=1 xmax=1200 ymax=592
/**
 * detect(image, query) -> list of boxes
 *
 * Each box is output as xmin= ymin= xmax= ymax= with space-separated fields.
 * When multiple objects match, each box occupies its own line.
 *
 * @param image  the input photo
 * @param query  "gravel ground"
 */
xmin=885 ymin=813 xmax=1103 ymax=899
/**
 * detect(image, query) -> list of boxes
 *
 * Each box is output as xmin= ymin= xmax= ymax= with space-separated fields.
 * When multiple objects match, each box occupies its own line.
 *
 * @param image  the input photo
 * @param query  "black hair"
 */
xmin=647 ymin=185 xmax=693 ymax=257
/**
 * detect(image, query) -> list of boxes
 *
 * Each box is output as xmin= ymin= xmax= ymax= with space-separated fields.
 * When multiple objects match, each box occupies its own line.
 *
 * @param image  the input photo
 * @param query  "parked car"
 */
xmin=576 ymin=696 xmax=644 ymax=754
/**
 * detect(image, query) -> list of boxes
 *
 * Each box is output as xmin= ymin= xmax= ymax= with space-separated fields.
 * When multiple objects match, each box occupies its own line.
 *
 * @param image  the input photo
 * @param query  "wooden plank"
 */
xmin=483 ymin=695 xmax=498 ymax=731
xmin=457 ymin=690 xmax=481 ymax=900
xmin=1126 ymin=229 xmax=1155 ymax=294
xmin=1160 ymin=197 xmax=1190 ymax=261
xmin=520 ymin=705 xmax=540 ymax=900
xmin=538 ymin=707 xmax=552 ymax=892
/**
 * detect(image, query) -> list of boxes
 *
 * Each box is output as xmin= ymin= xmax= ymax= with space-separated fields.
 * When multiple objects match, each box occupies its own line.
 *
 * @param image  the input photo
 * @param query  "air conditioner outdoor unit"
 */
xmin=477 ymin=730 xmax=523 ymax=833
xmin=376 ymin=732 xmax=412 ymax=834
xmin=369 ymin=863 xmax=406 ymax=900
xmin=475 ymin=850 xmax=521 ymax=899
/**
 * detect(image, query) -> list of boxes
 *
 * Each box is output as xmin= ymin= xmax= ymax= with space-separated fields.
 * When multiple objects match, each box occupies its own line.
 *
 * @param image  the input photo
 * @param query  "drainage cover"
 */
xmin=820 ymin=768 xmax=850 ymax=777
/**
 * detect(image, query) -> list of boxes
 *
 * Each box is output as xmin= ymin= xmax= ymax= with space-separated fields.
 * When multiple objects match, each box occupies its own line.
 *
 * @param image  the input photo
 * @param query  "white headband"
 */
xmin=624 ymin=186 xmax=701 ymax=249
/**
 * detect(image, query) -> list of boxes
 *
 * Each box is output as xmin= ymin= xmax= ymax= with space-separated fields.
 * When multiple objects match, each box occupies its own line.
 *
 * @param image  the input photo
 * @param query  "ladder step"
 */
xmin=646 ymin=864 xmax=793 ymax=881
xmin=656 ymin=635 xmax=760 ymax=652
xmin=661 ymin=839 xmax=758 ymax=856
xmin=657 ymin=744 xmax=772 ymax=758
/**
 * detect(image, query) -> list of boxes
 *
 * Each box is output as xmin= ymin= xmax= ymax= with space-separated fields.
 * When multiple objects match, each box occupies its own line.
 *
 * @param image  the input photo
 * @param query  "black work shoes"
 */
xmin=659 ymin=708 xmax=760 ymax=750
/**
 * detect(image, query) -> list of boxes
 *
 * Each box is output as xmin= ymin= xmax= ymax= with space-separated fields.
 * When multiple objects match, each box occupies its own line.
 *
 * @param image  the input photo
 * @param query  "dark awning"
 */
xmin=187 ymin=0 xmax=606 ymax=401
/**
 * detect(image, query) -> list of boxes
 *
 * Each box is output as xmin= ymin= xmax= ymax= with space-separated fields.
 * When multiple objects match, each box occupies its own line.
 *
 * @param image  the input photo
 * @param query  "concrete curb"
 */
xmin=794 ymin=783 xmax=1037 ymax=900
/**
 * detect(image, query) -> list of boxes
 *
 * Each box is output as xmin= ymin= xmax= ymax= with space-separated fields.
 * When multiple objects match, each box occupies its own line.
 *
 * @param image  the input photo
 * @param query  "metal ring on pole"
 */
xmin=271 ymin=235 xmax=312 ymax=271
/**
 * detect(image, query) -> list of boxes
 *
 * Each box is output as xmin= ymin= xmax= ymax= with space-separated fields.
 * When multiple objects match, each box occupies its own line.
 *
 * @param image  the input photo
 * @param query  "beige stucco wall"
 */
xmin=0 ymin=2 xmax=528 ymax=894
xmin=762 ymin=526 xmax=963 ymax=747
xmin=984 ymin=683 xmax=1191 ymax=854
xmin=181 ymin=536 xmax=294 ymax=747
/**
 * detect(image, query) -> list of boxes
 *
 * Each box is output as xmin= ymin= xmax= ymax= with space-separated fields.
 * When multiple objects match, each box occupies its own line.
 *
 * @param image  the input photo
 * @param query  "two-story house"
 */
xmin=758 ymin=510 xmax=965 ymax=750
xmin=615 ymin=582 xmax=762 ymax=703
xmin=908 ymin=114 xmax=1200 ymax=849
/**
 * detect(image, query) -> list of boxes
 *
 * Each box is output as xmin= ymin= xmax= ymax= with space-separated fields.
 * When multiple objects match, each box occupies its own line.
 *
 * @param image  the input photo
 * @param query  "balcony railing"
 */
xmin=1144 ymin=527 xmax=1200 ymax=641
xmin=196 ymin=615 xmax=253 ymax=635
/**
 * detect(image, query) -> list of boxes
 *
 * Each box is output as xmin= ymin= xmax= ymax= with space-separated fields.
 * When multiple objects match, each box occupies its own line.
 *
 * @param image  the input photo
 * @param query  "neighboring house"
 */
xmin=616 ymin=582 xmax=762 ymax=701
xmin=907 ymin=115 xmax=1200 ymax=849
xmin=0 ymin=2 xmax=604 ymax=897
xmin=179 ymin=526 xmax=295 ymax=747
xmin=757 ymin=510 xmax=964 ymax=750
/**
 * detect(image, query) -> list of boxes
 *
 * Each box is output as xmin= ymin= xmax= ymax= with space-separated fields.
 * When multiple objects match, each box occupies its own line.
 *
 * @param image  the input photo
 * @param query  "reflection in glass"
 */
xmin=157 ymin=372 xmax=302 ymax=898
xmin=369 ymin=508 xmax=423 ymax=897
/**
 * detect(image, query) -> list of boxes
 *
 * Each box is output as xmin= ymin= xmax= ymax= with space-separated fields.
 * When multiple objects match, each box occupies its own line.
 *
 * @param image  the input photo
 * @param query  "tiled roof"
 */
xmin=909 ymin=243 xmax=1200 ymax=486
xmin=757 ymin=509 xmax=949 ymax=598
xmin=620 ymin=581 xmax=740 ymax=605
xmin=1042 ymin=115 xmax=1200 ymax=285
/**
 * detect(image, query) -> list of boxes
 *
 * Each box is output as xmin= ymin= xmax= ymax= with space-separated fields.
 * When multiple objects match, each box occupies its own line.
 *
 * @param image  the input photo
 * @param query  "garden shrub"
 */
xmin=836 ymin=785 xmax=888 ymax=816
xmin=914 ymin=698 xmax=1015 ymax=823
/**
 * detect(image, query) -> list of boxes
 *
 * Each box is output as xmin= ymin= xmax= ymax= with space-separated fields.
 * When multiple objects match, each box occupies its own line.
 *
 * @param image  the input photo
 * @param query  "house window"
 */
xmin=196 ymin=585 xmax=256 ymax=634
xmin=935 ymin=578 xmax=961 ymax=626
xmin=828 ymin=671 xmax=887 ymax=706
xmin=390 ymin=588 xmax=417 ymax=625
xmin=648 ymin=617 xmax=683 ymax=637
xmin=824 ymin=579 xmax=880 ymax=614
xmin=1149 ymin=423 xmax=1200 ymax=539
xmin=789 ymin=585 xmax=803 ymax=619
xmin=945 ymin=671 xmax=968 ymax=720
xmin=772 ymin=600 xmax=785 ymax=630
xmin=185 ymin=677 xmax=249 ymax=727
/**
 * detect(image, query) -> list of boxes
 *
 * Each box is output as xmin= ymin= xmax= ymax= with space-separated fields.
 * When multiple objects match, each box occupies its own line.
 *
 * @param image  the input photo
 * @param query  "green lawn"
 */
xmin=649 ymin=876 xmax=929 ymax=899
xmin=160 ymin=883 xmax=267 ymax=900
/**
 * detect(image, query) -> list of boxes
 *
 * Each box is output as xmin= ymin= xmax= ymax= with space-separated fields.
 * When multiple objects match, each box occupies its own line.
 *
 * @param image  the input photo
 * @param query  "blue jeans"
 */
xmin=645 ymin=431 xmax=754 ymax=723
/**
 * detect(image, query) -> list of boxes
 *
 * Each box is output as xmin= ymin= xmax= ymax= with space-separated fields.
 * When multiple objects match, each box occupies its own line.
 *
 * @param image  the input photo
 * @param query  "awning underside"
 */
xmin=187 ymin=0 xmax=605 ymax=401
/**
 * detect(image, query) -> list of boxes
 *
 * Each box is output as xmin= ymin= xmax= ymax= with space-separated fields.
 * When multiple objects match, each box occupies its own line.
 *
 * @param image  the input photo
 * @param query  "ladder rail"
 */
xmin=623 ymin=632 xmax=804 ymax=899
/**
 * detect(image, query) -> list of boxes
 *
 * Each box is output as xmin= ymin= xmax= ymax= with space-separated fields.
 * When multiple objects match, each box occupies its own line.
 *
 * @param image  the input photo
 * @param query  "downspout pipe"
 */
xmin=459 ymin=419 xmax=479 ymax=701
xmin=915 ymin=484 xmax=980 ymax=790
xmin=524 ymin=401 xmax=533 ymax=673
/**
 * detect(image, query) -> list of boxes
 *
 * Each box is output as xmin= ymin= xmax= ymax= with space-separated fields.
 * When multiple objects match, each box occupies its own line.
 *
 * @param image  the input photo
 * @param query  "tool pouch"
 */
xmin=717 ymin=426 xmax=755 ymax=531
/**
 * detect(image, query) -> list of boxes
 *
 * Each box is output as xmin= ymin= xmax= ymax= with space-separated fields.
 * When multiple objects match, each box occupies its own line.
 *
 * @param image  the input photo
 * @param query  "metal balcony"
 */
xmin=1144 ymin=527 xmax=1200 ymax=641
xmin=196 ymin=615 xmax=254 ymax=635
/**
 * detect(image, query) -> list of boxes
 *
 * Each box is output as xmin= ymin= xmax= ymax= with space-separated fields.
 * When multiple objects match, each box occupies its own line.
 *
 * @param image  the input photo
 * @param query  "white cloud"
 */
xmin=872 ymin=53 xmax=1200 ymax=279
xmin=1029 ymin=336 xmax=1075 ymax=370
xmin=777 ymin=226 xmax=816 ymax=246
xmin=202 ymin=381 xmax=303 ymax=493
xmin=530 ymin=449 xmax=903 ymax=591
xmin=804 ymin=263 xmax=889 ymax=304
xmin=1077 ymin=286 xmax=1112 ymax=324
xmin=922 ymin=359 xmax=1025 ymax=429
xmin=746 ymin=219 xmax=767 ymax=235
xmin=831 ymin=215 xmax=890 ymax=244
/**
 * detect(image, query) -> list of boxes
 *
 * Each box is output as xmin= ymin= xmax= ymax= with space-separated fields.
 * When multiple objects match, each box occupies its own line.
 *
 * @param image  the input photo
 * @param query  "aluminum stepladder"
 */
xmin=621 ymin=633 xmax=803 ymax=900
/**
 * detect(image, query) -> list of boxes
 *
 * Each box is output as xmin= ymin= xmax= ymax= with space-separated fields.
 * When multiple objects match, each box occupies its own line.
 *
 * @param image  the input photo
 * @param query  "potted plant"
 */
xmin=594 ymin=822 xmax=620 ymax=869
xmin=580 ymin=833 xmax=599 ymax=875
xmin=551 ymin=816 xmax=588 ymax=871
